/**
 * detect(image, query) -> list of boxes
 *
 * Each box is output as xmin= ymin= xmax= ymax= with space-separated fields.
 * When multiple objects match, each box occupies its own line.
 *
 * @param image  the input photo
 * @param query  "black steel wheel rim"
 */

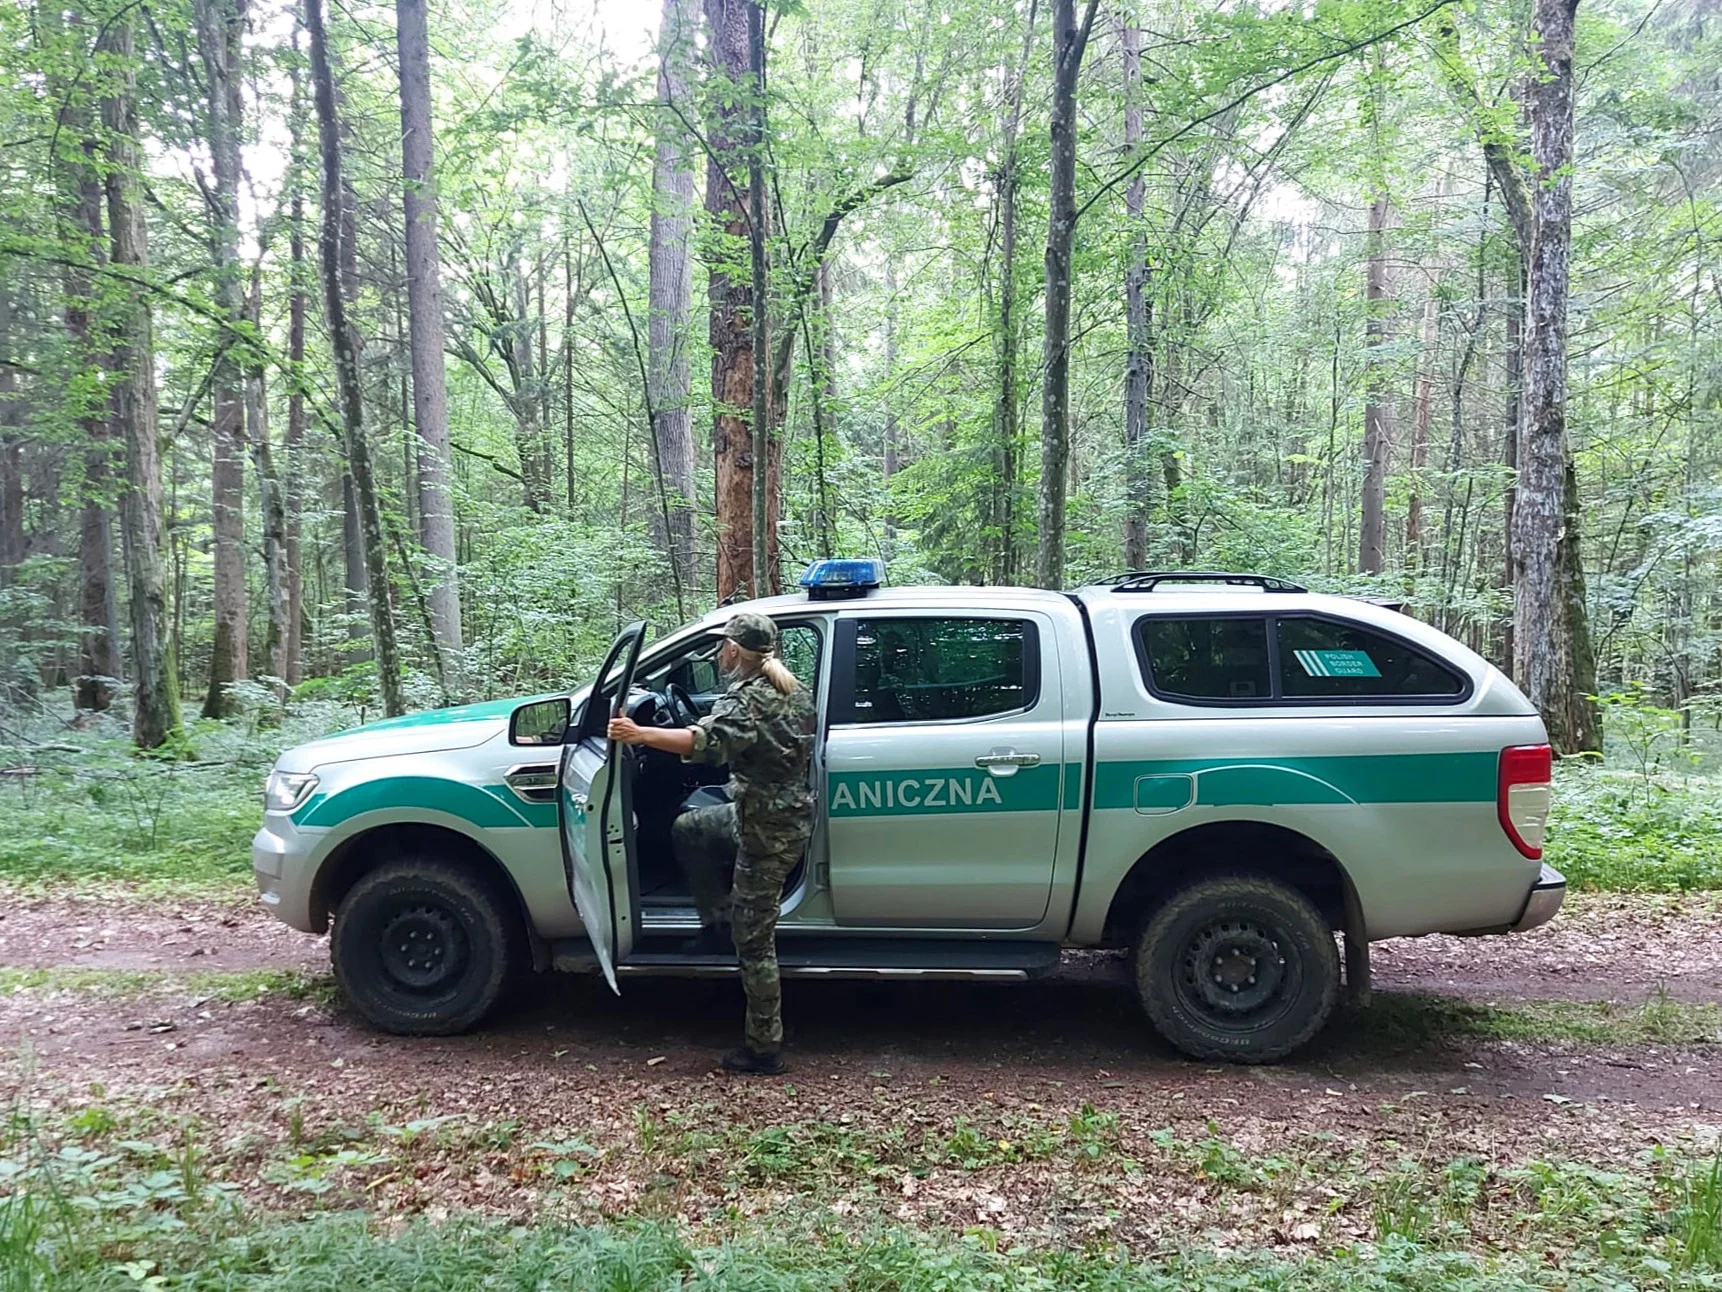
xmin=1174 ymin=916 xmax=1299 ymax=1030
xmin=377 ymin=902 xmax=470 ymax=994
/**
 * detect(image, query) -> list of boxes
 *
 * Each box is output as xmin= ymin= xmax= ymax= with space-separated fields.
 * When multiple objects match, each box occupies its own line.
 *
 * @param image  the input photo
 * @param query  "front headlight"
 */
xmin=264 ymin=770 xmax=319 ymax=814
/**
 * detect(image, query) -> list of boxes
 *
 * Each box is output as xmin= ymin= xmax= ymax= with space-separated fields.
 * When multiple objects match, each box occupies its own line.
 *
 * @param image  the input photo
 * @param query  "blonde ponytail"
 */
xmin=733 ymin=644 xmax=800 ymax=695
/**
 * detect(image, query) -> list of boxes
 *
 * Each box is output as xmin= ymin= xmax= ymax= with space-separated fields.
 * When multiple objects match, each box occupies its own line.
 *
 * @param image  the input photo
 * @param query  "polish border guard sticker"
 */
xmin=1293 ymin=649 xmax=1380 ymax=679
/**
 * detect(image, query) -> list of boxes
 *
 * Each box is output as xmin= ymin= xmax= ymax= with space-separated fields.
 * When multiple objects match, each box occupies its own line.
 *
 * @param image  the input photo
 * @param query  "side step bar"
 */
xmin=550 ymin=935 xmax=1061 ymax=981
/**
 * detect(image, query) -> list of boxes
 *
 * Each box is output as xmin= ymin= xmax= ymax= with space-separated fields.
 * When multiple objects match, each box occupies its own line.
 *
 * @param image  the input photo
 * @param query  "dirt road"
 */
xmin=2 ymin=888 xmax=1718 ymax=1254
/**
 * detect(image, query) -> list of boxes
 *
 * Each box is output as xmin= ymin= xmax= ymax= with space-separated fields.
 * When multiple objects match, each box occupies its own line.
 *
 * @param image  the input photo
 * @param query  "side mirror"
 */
xmin=509 ymin=697 xmax=570 ymax=746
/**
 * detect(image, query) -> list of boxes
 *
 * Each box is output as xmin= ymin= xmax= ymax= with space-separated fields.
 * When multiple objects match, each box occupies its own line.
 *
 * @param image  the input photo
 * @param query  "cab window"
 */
xmin=847 ymin=617 xmax=1036 ymax=723
xmin=1276 ymin=616 xmax=1464 ymax=699
xmin=1138 ymin=617 xmax=1270 ymax=701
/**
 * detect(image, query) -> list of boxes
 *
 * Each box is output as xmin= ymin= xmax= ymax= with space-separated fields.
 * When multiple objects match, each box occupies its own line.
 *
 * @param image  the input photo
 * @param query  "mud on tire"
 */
xmin=1134 ymin=873 xmax=1340 ymax=1064
xmin=331 ymin=857 xmax=520 ymax=1036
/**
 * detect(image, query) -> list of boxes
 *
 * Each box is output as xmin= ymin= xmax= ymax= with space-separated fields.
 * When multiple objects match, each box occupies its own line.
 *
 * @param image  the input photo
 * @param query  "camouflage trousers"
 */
xmin=671 ymin=799 xmax=811 ymax=1053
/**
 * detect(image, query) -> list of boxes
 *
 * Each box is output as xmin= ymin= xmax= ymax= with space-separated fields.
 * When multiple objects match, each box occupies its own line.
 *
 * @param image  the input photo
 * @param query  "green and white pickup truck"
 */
xmin=254 ymin=565 xmax=1563 ymax=1062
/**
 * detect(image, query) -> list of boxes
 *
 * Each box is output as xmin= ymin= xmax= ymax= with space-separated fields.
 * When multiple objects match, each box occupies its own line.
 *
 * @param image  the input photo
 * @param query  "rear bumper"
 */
xmin=1512 ymin=863 xmax=1566 ymax=933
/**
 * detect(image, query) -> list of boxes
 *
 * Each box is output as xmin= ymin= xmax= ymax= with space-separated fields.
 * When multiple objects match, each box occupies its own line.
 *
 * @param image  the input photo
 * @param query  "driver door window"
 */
xmin=661 ymin=625 xmax=823 ymax=713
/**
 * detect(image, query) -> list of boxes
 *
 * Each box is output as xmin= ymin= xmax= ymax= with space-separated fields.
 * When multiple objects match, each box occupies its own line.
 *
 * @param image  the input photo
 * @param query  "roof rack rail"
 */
xmin=1108 ymin=571 xmax=1308 ymax=594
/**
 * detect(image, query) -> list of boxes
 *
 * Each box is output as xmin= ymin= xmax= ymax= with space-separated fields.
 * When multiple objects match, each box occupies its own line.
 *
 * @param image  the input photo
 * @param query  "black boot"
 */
xmin=681 ymin=925 xmax=733 ymax=957
xmin=721 ymin=1046 xmax=787 ymax=1076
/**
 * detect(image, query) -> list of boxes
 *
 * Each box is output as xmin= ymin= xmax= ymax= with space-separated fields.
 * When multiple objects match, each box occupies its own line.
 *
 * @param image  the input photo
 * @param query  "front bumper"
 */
xmin=1512 ymin=863 xmax=1566 ymax=933
xmin=252 ymin=814 xmax=322 ymax=933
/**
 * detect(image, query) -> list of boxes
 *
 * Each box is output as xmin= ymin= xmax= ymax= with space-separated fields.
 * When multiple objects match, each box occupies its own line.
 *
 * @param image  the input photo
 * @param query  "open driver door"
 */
xmin=557 ymin=621 xmax=646 ymax=992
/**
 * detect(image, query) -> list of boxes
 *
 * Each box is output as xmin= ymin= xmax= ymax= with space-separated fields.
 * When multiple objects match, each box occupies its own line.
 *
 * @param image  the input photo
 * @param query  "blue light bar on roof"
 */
xmin=799 ymin=558 xmax=883 ymax=600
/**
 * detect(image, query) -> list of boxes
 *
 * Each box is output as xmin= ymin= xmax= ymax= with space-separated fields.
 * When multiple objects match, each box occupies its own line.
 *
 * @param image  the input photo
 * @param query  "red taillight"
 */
xmin=1498 ymin=744 xmax=1553 ymax=859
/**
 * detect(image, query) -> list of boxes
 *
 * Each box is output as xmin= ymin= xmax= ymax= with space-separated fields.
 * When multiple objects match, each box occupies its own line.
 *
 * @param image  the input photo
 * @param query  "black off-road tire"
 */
xmin=1133 ymin=874 xmax=1339 ymax=1064
xmin=331 ymin=858 xmax=520 ymax=1036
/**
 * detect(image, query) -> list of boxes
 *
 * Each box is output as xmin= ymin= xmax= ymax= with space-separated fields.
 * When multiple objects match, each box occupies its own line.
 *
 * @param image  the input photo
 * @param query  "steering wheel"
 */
xmin=663 ymin=682 xmax=698 ymax=727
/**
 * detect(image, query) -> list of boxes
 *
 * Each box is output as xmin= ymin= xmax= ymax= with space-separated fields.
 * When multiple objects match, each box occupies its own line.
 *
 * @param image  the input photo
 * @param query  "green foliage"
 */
xmin=1549 ymin=764 xmax=1722 ymax=892
xmin=0 ymin=702 xmax=360 ymax=891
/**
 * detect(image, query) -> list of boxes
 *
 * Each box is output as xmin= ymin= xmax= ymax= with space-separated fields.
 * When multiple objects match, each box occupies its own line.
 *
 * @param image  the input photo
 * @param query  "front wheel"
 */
xmin=1134 ymin=874 xmax=1339 ymax=1063
xmin=331 ymin=858 xmax=520 ymax=1036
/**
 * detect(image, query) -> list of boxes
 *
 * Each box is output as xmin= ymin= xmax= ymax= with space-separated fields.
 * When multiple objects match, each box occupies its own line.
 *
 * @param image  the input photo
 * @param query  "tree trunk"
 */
xmin=746 ymin=0 xmax=772 ymax=597
xmin=883 ymin=259 xmax=899 ymax=535
xmin=705 ymin=0 xmax=758 ymax=601
xmin=993 ymin=3 xmax=1037 ymax=585
xmin=54 ymin=43 xmax=123 ymax=712
xmin=1035 ymin=0 xmax=1097 ymax=590
xmin=284 ymin=34 xmax=307 ymax=686
xmin=396 ymin=0 xmax=463 ymax=697
xmin=195 ymin=0 xmax=249 ymax=718
xmin=1121 ymin=17 xmax=1150 ymax=572
xmin=1407 ymin=285 xmax=1439 ymax=562
xmin=102 ymin=15 xmax=181 ymax=748
xmin=509 ymin=252 xmax=549 ymax=512
xmin=1359 ymin=194 xmax=1393 ymax=574
xmin=309 ymin=0 xmax=406 ymax=716
xmin=248 ymin=269 xmax=290 ymax=695
xmin=1512 ymin=0 xmax=1598 ymax=753
xmin=647 ymin=0 xmax=699 ymax=585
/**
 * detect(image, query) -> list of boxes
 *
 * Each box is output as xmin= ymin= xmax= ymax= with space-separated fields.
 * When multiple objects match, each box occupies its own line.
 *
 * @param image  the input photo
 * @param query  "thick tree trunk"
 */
xmin=195 ymin=0 xmax=249 ymax=718
xmin=341 ymin=472 xmax=369 ymax=654
xmin=396 ymin=0 xmax=463 ymax=696
xmin=308 ymin=0 xmax=406 ymax=716
xmin=1035 ymin=0 xmax=1097 ymax=590
xmin=1512 ymin=0 xmax=1598 ymax=753
xmin=648 ymin=0 xmax=699 ymax=585
xmin=704 ymin=0 xmax=760 ymax=601
xmin=54 ymin=52 xmax=123 ymax=711
xmin=1359 ymin=194 xmax=1393 ymax=574
xmin=1121 ymin=18 xmax=1150 ymax=572
xmin=102 ymin=16 xmax=181 ymax=748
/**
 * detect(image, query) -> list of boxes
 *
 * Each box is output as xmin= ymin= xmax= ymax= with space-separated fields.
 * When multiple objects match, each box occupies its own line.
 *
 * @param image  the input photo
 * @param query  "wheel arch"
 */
xmin=1100 ymin=818 xmax=1362 ymax=947
xmin=308 ymin=816 xmax=534 ymax=953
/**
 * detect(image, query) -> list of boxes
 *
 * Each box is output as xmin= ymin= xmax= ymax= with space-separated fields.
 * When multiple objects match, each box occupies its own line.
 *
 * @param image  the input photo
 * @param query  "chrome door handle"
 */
xmin=974 ymin=752 xmax=1041 ymax=768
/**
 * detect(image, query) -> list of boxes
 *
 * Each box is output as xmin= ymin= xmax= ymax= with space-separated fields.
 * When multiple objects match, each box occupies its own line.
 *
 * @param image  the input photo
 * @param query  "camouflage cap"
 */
xmin=723 ymin=612 xmax=778 ymax=654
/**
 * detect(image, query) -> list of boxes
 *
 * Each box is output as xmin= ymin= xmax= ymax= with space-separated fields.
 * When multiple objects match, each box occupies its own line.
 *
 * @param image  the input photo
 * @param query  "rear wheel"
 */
xmin=1134 ymin=874 xmax=1339 ymax=1063
xmin=331 ymin=858 xmax=519 ymax=1036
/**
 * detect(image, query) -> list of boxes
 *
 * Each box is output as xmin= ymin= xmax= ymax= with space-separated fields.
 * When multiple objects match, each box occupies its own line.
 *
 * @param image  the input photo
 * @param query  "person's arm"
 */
xmin=606 ymin=716 xmax=696 ymax=756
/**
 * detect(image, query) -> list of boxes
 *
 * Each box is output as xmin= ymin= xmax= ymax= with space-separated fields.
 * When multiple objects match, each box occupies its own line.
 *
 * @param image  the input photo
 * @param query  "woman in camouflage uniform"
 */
xmin=607 ymin=613 xmax=815 ymax=1075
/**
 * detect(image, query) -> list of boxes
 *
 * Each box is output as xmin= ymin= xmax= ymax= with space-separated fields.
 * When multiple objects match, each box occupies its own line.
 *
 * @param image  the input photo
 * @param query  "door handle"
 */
xmin=974 ymin=751 xmax=1041 ymax=769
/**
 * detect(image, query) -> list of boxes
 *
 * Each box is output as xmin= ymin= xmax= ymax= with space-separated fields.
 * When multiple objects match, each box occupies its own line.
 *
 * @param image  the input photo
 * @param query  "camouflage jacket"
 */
xmin=685 ymin=675 xmax=816 ymax=817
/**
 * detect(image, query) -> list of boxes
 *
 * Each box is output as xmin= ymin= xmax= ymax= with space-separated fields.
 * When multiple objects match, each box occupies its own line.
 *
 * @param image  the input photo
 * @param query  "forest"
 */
xmin=0 ymin=0 xmax=1718 ymax=756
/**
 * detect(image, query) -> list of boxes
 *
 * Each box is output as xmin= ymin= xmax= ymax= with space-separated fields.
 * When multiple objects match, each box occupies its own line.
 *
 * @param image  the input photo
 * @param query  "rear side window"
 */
xmin=1138 ymin=617 xmax=1271 ymax=701
xmin=1135 ymin=614 xmax=1469 ymax=705
xmin=850 ymin=617 xmax=1036 ymax=722
xmin=1277 ymin=617 xmax=1464 ymax=699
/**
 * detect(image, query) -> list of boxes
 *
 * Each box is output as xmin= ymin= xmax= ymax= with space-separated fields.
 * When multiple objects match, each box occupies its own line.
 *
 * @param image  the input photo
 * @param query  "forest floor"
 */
xmin=3 ymin=886 xmax=1720 ymax=1265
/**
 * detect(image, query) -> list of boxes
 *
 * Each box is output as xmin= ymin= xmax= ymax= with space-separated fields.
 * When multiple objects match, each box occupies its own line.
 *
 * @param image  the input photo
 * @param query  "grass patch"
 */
xmin=3 ymin=1181 xmax=1722 ymax=1290
xmin=0 ymin=966 xmax=331 ymax=1004
xmin=1357 ymin=990 xmax=1722 ymax=1050
xmin=0 ymin=703 xmax=361 ymax=895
